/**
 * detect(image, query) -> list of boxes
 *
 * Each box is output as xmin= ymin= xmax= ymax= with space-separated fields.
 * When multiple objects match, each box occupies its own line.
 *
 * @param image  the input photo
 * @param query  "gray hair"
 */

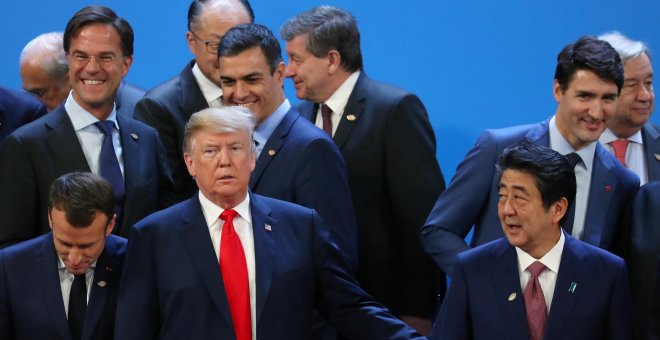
xmin=20 ymin=32 xmax=69 ymax=79
xmin=598 ymin=31 xmax=652 ymax=63
xmin=183 ymin=106 xmax=256 ymax=153
xmin=280 ymin=5 xmax=362 ymax=72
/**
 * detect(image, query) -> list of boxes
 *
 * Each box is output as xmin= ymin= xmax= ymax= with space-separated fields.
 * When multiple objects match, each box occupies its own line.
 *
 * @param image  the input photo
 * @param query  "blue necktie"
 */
xmin=94 ymin=121 xmax=125 ymax=223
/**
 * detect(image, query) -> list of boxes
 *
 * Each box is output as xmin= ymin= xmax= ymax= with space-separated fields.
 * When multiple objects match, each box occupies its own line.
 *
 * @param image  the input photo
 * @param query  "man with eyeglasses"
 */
xmin=0 ymin=6 xmax=175 ymax=248
xmin=134 ymin=0 xmax=254 ymax=202
xmin=20 ymin=31 xmax=146 ymax=116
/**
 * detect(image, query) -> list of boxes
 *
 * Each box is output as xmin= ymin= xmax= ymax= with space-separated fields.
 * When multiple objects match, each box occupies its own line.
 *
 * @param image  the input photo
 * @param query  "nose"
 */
xmin=588 ymin=100 xmax=605 ymax=119
xmin=84 ymin=56 xmax=101 ymax=73
xmin=284 ymin=63 xmax=295 ymax=78
xmin=217 ymin=148 xmax=232 ymax=168
xmin=637 ymin=84 xmax=652 ymax=101
xmin=68 ymin=248 xmax=83 ymax=266
xmin=500 ymin=196 xmax=516 ymax=216
xmin=235 ymin=82 xmax=249 ymax=100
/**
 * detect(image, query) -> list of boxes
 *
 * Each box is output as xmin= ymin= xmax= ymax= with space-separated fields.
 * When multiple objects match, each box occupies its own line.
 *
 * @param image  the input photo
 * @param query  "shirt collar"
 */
xmin=198 ymin=191 xmax=252 ymax=228
xmin=192 ymin=62 xmax=222 ymax=105
xmin=598 ymin=127 xmax=644 ymax=145
xmin=516 ymin=229 xmax=565 ymax=274
xmin=549 ymin=116 xmax=596 ymax=171
xmin=64 ymin=91 xmax=119 ymax=132
xmin=324 ymin=71 xmax=360 ymax=114
xmin=254 ymin=99 xmax=291 ymax=147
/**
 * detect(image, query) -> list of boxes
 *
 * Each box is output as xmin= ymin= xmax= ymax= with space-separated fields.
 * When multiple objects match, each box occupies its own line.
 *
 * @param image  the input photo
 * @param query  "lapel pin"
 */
xmin=97 ymin=281 xmax=107 ymax=288
xmin=568 ymin=282 xmax=577 ymax=293
xmin=508 ymin=292 xmax=517 ymax=301
xmin=346 ymin=114 xmax=356 ymax=122
xmin=268 ymin=149 xmax=276 ymax=156
xmin=130 ymin=133 xmax=139 ymax=141
xmin=105 ymin=266 xmax=112 ymax=272
xmin=655 ymin=154 xmax=660 ymax=161
xmin=604 ymin=185 xmax=612 ymax=192
xmin=265 ymin=224 xmax=272 ymax=232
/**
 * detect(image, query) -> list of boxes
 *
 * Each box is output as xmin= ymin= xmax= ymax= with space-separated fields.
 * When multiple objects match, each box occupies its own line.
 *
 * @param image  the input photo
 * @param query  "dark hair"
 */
xmin=496 ymin=142 xmax=576 ymax=227
xmin=63 ymin=6 xmax=134 ymax=56
xmin=280 ymin=5 xmax=362 ymax=72
xmin=188 ymin=0 xmax=255 ymax=31
xmin=554 ymin=35 xmax=624 ymax=94
xmin=48 ymin=172 xmax=115 ymax=228
xmin=217 ymin=23 xmax=282 ymax=74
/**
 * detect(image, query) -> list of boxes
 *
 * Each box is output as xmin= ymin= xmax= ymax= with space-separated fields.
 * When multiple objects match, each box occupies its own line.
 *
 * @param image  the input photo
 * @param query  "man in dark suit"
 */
xmin=115 ymin=106 xmax=424 ymax=340
xmin=134 ymin=0 xmax=254 ymax=201
xmin=0 ymin=172 xmax=127 ymax=340
xmin=0 ymin=6 xmax=174 ymax=247
xmin=20 ymin=31 xmax=145 ymax=115
xmin=432 ymin=142 xmax=633 ymax=340
xmin=280 ymin=6 xmax=445 ymax=334
xmin=422 ymin=36 xmax=639 ymax=277
xmin=598 ymin=32 xmax=659 ymax=184
xmin=0 ymin=86 xmax=46 ymax=142
xmin=217 ymin=23 xmax=357 ymax=270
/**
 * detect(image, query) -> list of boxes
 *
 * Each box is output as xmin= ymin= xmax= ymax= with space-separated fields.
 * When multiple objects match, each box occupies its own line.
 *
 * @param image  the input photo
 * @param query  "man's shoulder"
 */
xmin=286 ymin=110 xmax=335 ymax=144
xmin=565 ymin=234 xmax=625 ymax=268
xmin=252 ymin=193 xmax=315 ymax=216
xmin=1 ymin=234 xmax=49 ymax=261
xmin=359 ymin=75 xmax=411 ymax=100
xmin=458 ymin=237 xmax=510 ymax=264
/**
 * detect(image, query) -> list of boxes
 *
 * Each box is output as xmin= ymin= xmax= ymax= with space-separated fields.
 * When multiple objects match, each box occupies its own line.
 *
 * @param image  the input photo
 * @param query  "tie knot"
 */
xmin=565 ymin=152 xmax=581 ymax=168
xmin=610 ymin=139 xmax=629 ymax=161
xmin=220 ymin=209 xmax=238 ymax=222
xmin=94 ymin=120 xmax=114 ymax=136
xmin=321 ymin=104 xmax=333 ymax=118
xmin=527 ymin=261 xmax=547 ymax=278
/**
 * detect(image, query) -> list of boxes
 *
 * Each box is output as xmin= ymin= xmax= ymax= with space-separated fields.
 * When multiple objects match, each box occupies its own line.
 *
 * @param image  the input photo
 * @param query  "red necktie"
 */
xmin=609 ymin=139 xmax=629 ymax=167
xmin=524 ymin=261 xmax=548 ymax=340
xmin=219 ymin=209 xmax=252 ymax=340
xmin=321 ymin=104 xmax=333 ymax=136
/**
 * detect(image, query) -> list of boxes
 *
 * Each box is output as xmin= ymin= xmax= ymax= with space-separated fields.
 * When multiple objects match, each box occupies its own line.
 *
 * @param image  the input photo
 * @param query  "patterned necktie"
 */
xmin=609 ymin=139 xmax=629 ymax=167
xmin=94 ymin=121 xmax=125 ymax=223
xmin=563 ymin=152 xmax=581 ymax=234
xmin=524 ymin=261 xmax=548 ymax=340
xmin=321 ymin=104 xmax=333 ymax=136
xmin=68 ymin=274 xmax=87 ymax=340
xmin=219 ymin=209 xmax=251 ymax=340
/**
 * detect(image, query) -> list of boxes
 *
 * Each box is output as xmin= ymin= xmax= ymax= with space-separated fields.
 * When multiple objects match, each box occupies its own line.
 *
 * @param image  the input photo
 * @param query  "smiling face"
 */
xmin=184 ymin=128 xmax=255 ymax=209
xmin=609 ymin=53 xmax=654 ymax=138
xmin=219 ymin=46 xmax=285 ymax=124
xmin=50 ymin=207 xmax=114 ymax=275
xmin=67 ymin=23 xmax=132 ymax=119
xmin=498 ymin=169 xmax=565 ymax=258
xmin=554 ymin=69 xmax=619 ymax=150
xmin=284 ymin=34 xmax=335 ymax=103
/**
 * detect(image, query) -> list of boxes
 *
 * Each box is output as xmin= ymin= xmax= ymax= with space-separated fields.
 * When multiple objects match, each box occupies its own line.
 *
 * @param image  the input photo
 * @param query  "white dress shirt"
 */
xmin=192 ymin=63 xmax=223 ymax=108
xmin=549 ymin=116 xmax=596 ymax=239
xmin=516 ymin=231 xmax=565 ymax=312
xmin=315 ymin=70 xmax=360 ymax=136
xmin=198 ymin=192 xmax=257 ymax=339
xmin=599 ymin=128 xmax=647 ymax=185
xmin=57 ymin=257 xmax=94 ymax=317
xmin=64 ymin=91 xmax=124 ymax=176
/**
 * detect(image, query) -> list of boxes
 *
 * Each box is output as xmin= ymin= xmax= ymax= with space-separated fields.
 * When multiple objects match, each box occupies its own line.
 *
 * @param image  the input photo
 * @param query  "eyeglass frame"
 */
xmin=66 ymin=52 xmax=124 ymax=66
xmin=189 ymin=30 xmax=221 ymax=55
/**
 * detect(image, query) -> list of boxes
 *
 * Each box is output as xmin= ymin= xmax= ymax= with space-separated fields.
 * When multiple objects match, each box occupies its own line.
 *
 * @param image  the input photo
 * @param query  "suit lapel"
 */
xmin=179 ymin=198 xmax=234 ymax=328
xmin=581 ymin=145 xmax=617 ymax=246
xmin=249 ymin=109 xmax=297 ymax=190
xmin=37 ymin=233 xmax=73 ymax=340
xmin=116 ymin=115 xmax=140 ymax=235
xmin=81 ymin=236 xmax=122 ymax=340
xmin=545 ymin=233 xmax=586 ymax=339
xmin=44 ymin=107 xmax=90 ymax=172
xmin=249 ymin=194 xmax=276 ymax=327
xmin=333 ymin=73 xmax=367 ymax=150
xmin=489 ymin=240 xmax=529 ymax=339
xmin=643 ymin=124 xmax=660 ymax=181
xmin=523 ymin=119 xmax=552 ymax=147
xmin=180 ymin=61 xmax=209 ymax=120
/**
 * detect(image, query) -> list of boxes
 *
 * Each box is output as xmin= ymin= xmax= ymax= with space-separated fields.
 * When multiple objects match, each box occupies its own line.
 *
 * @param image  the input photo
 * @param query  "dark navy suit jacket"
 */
xmin=114 ymin=193 xmax=424 ymax=340
xmin=250 ymin=106 xmax=357 ymax=270
xmin=0 ymin=233 xmax=127 ymax=340
xmin=0 ymin=106 xmax=175 ymax=246
xmin=432 ymin=232 xmax=633 ymax=340
xmin=298 ymin=72 xmax=445 ymax=318
xmin=134 ymin=61 xmax=207 ymax=201
xmin=421 ymin=119 xmax=640 ymax=276
xmin=642 ymin=123 xmax=660 ymax=181
xmin=115 ymin=81 xmax=145 ymax=118
xmin=0 ymin=86 xmax=46 ymax=143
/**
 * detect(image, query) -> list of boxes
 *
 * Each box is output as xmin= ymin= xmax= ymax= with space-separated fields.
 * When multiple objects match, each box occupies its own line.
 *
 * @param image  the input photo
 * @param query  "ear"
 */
xmin=121 ymin=55 xmax=133 ymax=77
xmin=184 ymin=151 xmax=196 ymax=178
xmin=105 ymin=214 xmax=116 ymax=236
xmin=326 ymin=50 xmax=342 ymax=75
xmin=48 ymin=211 xmax=54 ymax=231
xmin=551 ymin=197 xmax=569 ymax=225
xmin=553 ymin=79 xmax=563 ymax=102
xmin=186 ymin=31 xmax=197 ymax=54
xmin=275 ymin=62 xmax=285 ymax=85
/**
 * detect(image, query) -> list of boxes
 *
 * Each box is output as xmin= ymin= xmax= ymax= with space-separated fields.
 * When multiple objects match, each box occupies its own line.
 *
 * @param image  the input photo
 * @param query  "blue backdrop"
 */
xmin=1 ymin=0 xmax=658 ymax=180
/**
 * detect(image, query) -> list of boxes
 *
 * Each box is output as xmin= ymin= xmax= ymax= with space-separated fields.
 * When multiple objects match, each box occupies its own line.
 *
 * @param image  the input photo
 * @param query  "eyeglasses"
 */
xmin=68 ymin=52 xmax=122 ymax=66
xmin=190 ymin=30 xmax=221 ymax=55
